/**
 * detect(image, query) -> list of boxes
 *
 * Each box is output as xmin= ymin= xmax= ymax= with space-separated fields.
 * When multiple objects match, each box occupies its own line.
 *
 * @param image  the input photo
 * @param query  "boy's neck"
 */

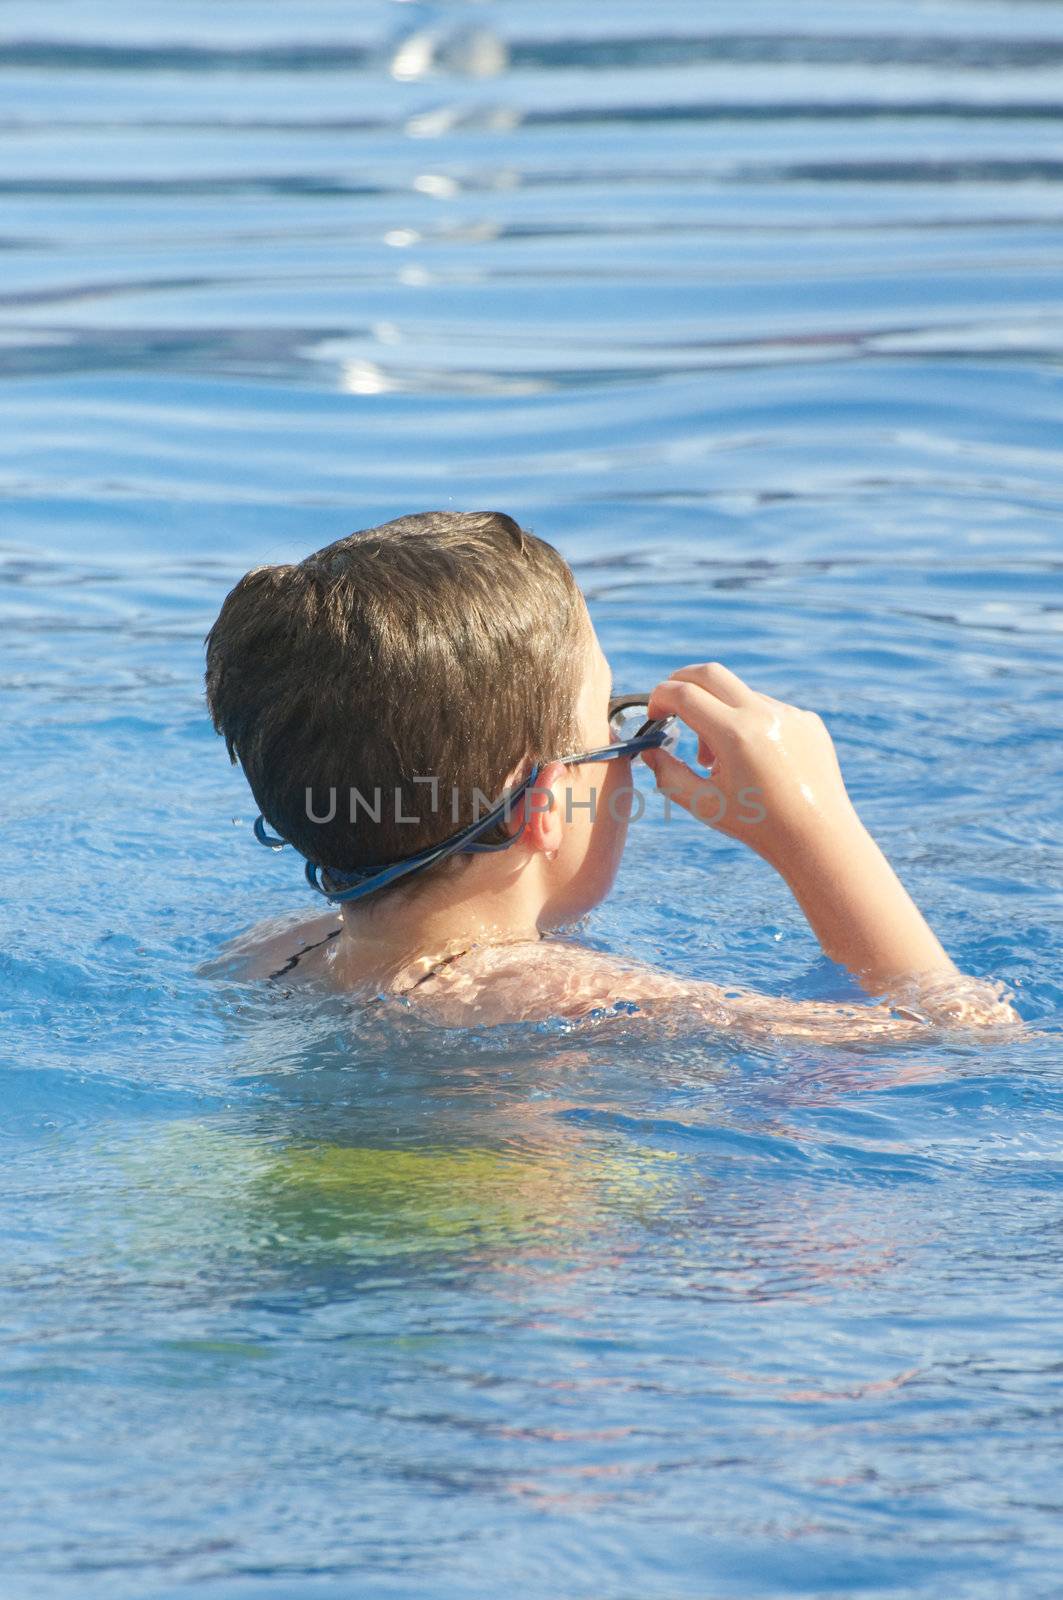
xmin=335 ymin=876 xmax=545 ymax=983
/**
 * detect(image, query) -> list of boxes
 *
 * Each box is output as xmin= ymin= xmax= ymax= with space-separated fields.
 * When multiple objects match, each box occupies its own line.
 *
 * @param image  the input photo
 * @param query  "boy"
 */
xmin=205 ymin=511 xmax=1018 ymax=1038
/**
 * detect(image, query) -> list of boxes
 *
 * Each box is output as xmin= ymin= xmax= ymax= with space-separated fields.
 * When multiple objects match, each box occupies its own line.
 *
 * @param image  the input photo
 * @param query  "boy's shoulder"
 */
xmin=199 ymin=909 xmax=342 ymax=982
xmin=422 ymin=942 xmax=938 ymax=1041
xmin=416 ymin=939 xmax=703 ymax=1026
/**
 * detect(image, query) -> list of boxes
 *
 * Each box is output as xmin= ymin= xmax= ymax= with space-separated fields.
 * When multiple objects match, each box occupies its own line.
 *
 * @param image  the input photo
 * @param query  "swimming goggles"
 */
xmin=252 ymin=694 xmax=678 ymax=906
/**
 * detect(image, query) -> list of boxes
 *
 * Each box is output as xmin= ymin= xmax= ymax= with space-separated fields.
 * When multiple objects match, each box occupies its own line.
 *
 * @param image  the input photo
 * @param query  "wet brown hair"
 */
xmin=204 ymin=511 xmax=587 ymax=894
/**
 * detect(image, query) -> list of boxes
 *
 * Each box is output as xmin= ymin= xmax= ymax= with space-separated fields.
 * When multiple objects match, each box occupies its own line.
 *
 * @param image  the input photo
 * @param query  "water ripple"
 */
xmin=1 ymin=4 xmax=1062 ymax=1595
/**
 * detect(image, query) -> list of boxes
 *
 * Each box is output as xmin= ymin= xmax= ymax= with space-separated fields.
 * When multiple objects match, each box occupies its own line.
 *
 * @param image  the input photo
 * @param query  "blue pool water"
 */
xmin=2 ymin=2 xmax=1062 ymax=1594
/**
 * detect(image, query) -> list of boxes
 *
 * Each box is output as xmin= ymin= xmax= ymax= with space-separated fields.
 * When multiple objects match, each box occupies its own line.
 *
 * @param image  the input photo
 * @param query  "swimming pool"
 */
xmin=1 ymin=1 xmax=1061 ymax=1594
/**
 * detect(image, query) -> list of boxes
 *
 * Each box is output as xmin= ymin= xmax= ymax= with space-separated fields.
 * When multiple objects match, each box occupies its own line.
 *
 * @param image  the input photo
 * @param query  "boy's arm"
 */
xmin=642 ymin=663 xmax=1020 ymax=1032
xmin=567 ymin=957 xmax=1014 ymax=1042
xmin=744 ymin=805 xmax=1016 ymax=1028
xmin=693 ymin=976 xmax=1017 ymax=1040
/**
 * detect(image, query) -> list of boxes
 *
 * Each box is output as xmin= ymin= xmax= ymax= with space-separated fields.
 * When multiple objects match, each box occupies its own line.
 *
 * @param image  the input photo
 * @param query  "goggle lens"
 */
xmin=608 ymin=701 xmax=680 ymax=754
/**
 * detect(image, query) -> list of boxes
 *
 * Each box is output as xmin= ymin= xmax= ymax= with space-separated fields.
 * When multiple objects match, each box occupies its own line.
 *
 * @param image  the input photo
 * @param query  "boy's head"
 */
xmin=205 ymin=511 xmax=634 ymax=917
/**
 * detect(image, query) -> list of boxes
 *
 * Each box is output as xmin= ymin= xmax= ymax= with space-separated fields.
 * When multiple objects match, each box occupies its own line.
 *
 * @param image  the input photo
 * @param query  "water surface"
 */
xmin=1 ymin=3 xmax=1061 ymax=1596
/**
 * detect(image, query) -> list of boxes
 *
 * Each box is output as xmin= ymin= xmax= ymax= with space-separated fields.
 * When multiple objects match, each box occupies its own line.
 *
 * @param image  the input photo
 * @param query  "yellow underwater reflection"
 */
xmin=117 ymin=1119 xmax=687 ymax=1264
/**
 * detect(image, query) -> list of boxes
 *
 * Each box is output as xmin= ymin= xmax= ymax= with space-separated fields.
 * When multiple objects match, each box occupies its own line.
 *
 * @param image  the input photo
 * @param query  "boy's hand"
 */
xmin=642 ymin=662 xmax=1018 ymax=1026
xmin=644 ymin=662 xmax=859 ymax=872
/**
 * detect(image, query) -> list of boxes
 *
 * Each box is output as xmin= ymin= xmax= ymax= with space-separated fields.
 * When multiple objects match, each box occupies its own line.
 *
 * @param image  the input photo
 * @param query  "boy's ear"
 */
xmin=508 ymin=760 xmax=566 ymax=854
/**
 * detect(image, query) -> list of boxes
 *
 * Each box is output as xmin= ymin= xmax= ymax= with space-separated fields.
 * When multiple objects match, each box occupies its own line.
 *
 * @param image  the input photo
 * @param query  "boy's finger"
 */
xmin=647 ymin=676 xmax=738 ymax=736
xmin=668 ymin=662 xmax=758 ymax=708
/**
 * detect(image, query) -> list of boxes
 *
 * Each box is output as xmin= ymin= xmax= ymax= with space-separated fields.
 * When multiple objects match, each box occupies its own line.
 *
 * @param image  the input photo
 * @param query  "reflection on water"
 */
xmin=1 ymin=1 xmax=1061 ymax=1596
xmin=391 ymin=26 xmax=509 ymax=83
